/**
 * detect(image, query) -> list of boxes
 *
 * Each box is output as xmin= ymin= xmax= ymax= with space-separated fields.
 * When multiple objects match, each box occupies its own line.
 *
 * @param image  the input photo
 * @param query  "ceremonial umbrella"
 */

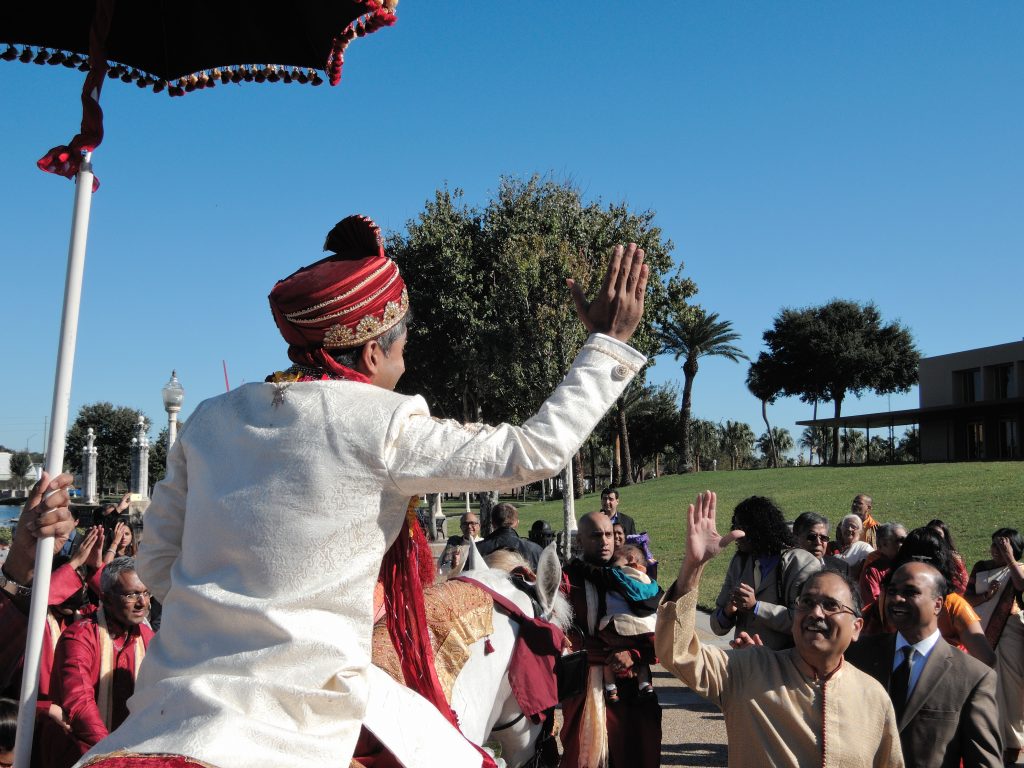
xmin=0 ymin=3 xmax=398 ymax=762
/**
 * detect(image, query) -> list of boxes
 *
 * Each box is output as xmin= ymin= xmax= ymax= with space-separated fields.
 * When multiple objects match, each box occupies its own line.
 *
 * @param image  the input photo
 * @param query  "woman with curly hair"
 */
xmin=927 ymin=518 xmax=969 ymax=594
xmin=708 ymin=496 xmax=820 ymax=650
xmin=965 ymin=527 xmax=1024 ymax=763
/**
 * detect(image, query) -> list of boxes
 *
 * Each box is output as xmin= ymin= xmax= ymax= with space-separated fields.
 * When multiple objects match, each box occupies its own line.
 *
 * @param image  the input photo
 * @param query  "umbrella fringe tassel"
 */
xmin=326 ymin=1 xmax=398 ymax=86
xmin=0 ymin=47 xmax=370 ymax=97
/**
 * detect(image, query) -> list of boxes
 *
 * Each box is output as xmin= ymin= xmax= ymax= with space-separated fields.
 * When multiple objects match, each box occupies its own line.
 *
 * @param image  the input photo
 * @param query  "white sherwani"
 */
xmin=82 ymin=334 xmax=645 ymax=768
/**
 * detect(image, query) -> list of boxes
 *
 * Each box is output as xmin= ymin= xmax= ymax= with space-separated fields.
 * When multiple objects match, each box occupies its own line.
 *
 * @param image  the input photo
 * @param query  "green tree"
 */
xmin=687 ymin=418 xmax=720 ymax=472
xmin=626 ymin=383 xmax=681 ymax=481
xmin=757 ymin=300 xmax=919 ymax=465
xmin=798 ymin=426 xmax=833 ymax=466
xmin=840 ymin=429 xmax=867 ymax=465
xmin=746 ymin=357 xmax=786 ymax=468
xmin=390 ymin=175 xmax=681 ymax=468
xmin=756 ymin=427 xmax=793 ymax=468
xmin=659 ymin=305 xmax=747 ymax=471
xmin=9 ymin=451 xmax=32 ymax=487
xmin=896 ymin=427 xmax=919 ymax=463
xmin=867 ymin=435 xmax=892 ymax=464
xmin=720 ymin=420 xmax=755 ymax=470
xmin=147 ymin=420 xmax=185 ymax=486
xmin=65 ymin=403 xmax=151 ymax=493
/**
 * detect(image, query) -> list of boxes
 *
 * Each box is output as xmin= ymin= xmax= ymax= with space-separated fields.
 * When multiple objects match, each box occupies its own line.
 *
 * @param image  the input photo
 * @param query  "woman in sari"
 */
xmin=965 ymin=528 xmax=1024 ymax=765
xmin=830 ymin=514 xmax=874 ymax=580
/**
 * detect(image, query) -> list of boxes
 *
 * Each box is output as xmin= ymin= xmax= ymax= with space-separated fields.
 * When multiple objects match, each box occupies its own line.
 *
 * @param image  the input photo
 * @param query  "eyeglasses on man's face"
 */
xmin=117 ymin=590 xmax=152 ymax=603
xmin=804 ymin=533 xmax=829 ymax=543
xmin=794 ymin=594 xmax=858 ymax=617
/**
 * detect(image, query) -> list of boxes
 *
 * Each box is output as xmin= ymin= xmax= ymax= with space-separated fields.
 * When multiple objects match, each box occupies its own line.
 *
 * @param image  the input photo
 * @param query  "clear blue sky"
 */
xmin=2 ymin=2 xmax=1022 ymax=461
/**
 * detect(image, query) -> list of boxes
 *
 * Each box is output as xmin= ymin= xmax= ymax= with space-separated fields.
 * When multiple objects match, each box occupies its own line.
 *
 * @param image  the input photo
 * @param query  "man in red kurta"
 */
xmin=51 ymin=556 xmax=154 ymax=762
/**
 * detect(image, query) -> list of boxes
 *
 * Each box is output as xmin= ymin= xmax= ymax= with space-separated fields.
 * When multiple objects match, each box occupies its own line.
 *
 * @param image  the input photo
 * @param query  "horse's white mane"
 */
xmin=471 ymin=554 xmax=573 ymax=633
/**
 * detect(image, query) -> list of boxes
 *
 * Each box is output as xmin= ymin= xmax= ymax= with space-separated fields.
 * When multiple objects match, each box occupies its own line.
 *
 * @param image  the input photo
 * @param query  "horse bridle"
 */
xmin=490 ymin=711 xmax=526 ymax=732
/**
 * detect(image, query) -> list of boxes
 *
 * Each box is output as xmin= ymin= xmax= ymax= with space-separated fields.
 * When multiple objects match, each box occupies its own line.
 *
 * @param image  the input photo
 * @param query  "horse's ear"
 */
xmin=462 ymin=539 xmax=483 ymax=572
xmin=536 ymin=543 xmax=562 ymax=619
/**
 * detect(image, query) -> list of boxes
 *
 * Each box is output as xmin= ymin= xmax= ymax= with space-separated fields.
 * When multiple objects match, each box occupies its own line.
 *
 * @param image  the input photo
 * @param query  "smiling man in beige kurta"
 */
xmin=655 ymin=491 xmax=903 ymax=768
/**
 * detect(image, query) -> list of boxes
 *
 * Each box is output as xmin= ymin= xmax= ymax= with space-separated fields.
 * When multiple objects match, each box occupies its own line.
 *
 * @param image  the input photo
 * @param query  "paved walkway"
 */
xmin=653 ymin=610 xmax=729 ymax=767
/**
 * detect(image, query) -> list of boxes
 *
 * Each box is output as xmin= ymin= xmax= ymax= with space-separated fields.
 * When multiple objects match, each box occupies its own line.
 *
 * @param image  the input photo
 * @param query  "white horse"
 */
xmin=446 ymin=545 xmax=571 ymax=768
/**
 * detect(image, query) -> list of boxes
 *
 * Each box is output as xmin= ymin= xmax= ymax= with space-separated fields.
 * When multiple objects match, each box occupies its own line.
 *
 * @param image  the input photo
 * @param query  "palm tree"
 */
xmin=799 ymin=427 xmax=818 ymax=465
xmin=757 ymin=427 xmax=794 ymax=468
xmin=720 ymin=420 xmax=755 ymax=470
xmin=659 ymin=308 xmax=748 ymax=471
xmin=687 ymin=418 xmax=720 ymax=472
xmin=747 ymin=357 xmax=783 ymax=467
xmin=840 ymin=429 xmax=867 ymax=464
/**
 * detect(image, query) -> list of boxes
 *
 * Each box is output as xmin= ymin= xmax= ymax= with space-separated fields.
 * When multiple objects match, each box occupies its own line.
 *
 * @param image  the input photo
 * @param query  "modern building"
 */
xmin=797 ymin=339 xmax=1023 ymax=463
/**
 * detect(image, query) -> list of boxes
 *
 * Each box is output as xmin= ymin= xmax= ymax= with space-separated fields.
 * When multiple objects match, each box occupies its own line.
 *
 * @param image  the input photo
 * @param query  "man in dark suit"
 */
xmin=793 ymin=511 xmax=848 ymax=576
xmin=845 ymin=562 xmax=1001 ymax=768
xmin=475 ymin=502 xmax=543 ymax=570
xmin=601 ymin=487 xmax=637 ymax=536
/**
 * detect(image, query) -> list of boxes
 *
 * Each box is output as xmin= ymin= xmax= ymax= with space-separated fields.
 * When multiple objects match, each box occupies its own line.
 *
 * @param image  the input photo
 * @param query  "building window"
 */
xmin=959 ymin=369 xmax=982 ymax=403
xmin=966 ymin=422 xmax=985 ymax=460
xmin=994 ymin=365 xmax=1015 ymax=400
xmin=999 ymin=420 xmax=1019 ymax=459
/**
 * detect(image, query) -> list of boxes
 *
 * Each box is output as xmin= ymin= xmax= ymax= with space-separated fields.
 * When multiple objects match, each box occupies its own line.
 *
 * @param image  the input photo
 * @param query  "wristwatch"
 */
xmin=0 ymin=567 xmax=31 ymax=598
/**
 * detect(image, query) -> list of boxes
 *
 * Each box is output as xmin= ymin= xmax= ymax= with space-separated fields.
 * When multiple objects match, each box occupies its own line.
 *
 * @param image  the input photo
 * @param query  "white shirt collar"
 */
xmin=894 ymin=627 xmax=942 ymax=665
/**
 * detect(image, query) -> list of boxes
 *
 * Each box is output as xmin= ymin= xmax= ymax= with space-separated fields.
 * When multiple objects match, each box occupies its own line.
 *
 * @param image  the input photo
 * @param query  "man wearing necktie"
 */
xmin=846 ymin=562 xmax=1001 ymax=768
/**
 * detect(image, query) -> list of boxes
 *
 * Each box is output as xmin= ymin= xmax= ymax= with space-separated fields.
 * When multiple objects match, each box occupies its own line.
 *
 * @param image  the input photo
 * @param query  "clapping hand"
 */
xmin=729 ymin=632 xmax=764 ymax=650
xmin=731 ymin=583 xmax=757 ymax=613
xmin=567 ymin=243 xmax=649 ymax=343
xmin=68 ymin=526 xmax=102 ymax=571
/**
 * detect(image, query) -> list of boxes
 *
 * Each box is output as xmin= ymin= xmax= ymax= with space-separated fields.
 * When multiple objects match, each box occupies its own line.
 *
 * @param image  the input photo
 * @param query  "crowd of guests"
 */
xmin=5 ymin=472 xmax=1024 ymax=768
xmin=690 ymin=491 xmax=1022 ymax=767
xmin=0 ymin=475 xmax=153 ymax=768
xmin=448 ymin=487 xmax=1024 ymax=768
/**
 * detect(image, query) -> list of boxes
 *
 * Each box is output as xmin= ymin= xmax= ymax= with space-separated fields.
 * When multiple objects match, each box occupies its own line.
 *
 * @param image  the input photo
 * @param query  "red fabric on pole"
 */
xmin=36 ymin=0 xmax=114 ymax=189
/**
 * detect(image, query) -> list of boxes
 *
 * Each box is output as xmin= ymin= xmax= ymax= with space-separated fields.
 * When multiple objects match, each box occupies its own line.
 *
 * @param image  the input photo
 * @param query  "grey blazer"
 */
xmin=845 ymin=632 xmax=1001 ymax=768
xmin=709 ymin=547 xmax=821 ymax=650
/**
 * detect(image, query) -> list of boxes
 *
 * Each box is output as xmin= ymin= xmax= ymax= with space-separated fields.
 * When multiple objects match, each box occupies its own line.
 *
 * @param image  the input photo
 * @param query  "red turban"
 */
xmin=268 ymin=215 xmax=409 ymax=373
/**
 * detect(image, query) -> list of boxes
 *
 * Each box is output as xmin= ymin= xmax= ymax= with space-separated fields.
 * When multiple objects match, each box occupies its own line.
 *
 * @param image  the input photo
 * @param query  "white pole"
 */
xmin=560 ymin=463 xmax=576 ymax=561
xmin=15 ymin=152 xmax=95 ymax=768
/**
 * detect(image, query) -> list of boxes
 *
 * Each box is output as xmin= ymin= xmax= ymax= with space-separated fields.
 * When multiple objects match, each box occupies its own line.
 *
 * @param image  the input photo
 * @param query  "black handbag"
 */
xmin=555 ymin=649 xmax=589 ymax=701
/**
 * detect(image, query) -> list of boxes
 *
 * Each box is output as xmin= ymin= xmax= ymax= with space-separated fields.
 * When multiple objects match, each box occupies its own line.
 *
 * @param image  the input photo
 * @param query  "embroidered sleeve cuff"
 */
xmin=587 ymin=334 xmax=647 ymax=378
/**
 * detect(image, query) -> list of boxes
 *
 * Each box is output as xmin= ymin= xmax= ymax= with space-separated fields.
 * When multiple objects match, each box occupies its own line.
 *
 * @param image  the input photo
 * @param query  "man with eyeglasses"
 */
xmin=51 ymin=556 xmax=153 ymax=758
xmin=437 ymin=512 xmax=482 ymax=574
xmin=655 ymin=490 xmax=904 ymax=767
xmin=793 ymin=511 xmax=849 ymax=576
xmin=845 ymin=562 xmax=1001 ymax=768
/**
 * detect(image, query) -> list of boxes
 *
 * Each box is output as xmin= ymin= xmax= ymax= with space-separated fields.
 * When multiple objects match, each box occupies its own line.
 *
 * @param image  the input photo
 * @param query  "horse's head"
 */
xmin=453 ymin=546 xmax=570 ymax=767
xmin=479 ymin=544 xmax=571 ymax=633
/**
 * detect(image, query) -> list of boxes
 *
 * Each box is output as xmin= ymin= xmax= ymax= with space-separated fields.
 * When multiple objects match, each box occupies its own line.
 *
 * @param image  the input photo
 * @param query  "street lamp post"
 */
xmin=161 ymin=371 xmax=185 ymax=450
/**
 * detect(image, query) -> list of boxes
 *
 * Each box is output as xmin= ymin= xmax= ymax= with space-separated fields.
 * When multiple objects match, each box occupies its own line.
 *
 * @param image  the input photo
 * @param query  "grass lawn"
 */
xmin=444 ymin=462 xmax=1024 ymax=609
